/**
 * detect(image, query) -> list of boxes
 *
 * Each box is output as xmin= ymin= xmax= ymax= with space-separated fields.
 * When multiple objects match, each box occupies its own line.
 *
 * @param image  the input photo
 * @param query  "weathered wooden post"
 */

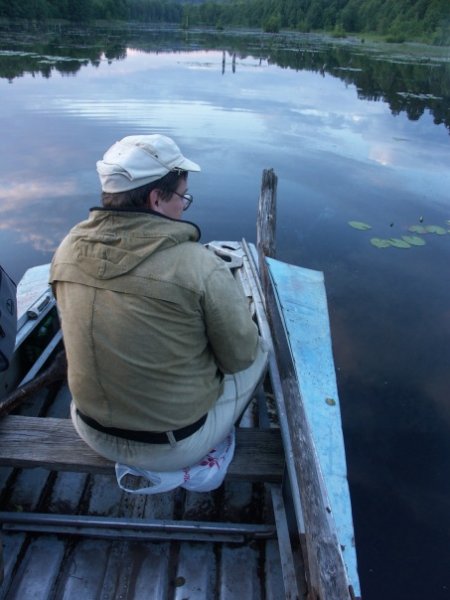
xmin=257 ymin=168 xmax=277 ymax=257
xmin=256 ymin=168 xmax=277 ymax=295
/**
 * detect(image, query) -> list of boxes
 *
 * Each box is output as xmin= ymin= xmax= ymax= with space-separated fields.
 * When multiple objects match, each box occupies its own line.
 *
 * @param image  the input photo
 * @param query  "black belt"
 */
xmin=76 ymin=409 xmax=207 ymax=444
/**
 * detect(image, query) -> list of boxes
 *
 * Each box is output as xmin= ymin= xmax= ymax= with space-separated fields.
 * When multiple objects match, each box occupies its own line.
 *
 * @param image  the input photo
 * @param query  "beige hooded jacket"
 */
xmin=50 ymin=208 xmax=259 ymax=432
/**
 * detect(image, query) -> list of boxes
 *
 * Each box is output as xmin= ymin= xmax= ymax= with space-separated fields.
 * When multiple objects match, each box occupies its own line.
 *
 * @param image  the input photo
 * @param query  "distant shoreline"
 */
xmin=0 ymin=17 xmax=449 ymax=50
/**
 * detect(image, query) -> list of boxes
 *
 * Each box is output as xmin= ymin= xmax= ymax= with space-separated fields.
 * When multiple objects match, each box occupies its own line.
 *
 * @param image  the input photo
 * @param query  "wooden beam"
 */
xmin=262 ymin=265 xmax=352 ymax=600
xmin=0 ymin=416 xmax=284 ymax=483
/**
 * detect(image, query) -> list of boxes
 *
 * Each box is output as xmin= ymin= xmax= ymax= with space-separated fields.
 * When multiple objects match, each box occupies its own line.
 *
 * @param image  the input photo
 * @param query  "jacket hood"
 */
xmin=64 ymin=208 xmax=201 ymax=280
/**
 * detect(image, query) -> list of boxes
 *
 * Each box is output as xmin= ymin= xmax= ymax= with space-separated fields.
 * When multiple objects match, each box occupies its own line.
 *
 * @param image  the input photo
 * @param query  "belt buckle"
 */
xmin=166 ymin=431 xmax=177 ymax=447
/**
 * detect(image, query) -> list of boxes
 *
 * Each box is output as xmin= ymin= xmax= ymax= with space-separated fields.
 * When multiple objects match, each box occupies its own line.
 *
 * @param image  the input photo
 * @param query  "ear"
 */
xmin=148 ymin=189 xmax=161 ymax=212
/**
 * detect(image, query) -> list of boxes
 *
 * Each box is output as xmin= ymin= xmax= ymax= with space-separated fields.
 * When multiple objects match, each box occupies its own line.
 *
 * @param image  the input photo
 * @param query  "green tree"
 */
xmin=66 ymin=0 xmax=92 ymax=21
xmin=263 ymin=14 xmax=281 ymax=32
xmin=305 ymin=0 xmax=325 ymax=30
xmin=340 ymin=0 xmax=360 ymax=32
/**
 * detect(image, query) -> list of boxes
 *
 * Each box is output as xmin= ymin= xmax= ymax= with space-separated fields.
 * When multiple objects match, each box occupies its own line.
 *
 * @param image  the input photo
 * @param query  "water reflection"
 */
xmin=0 ymin=178 xmax=81 ymax=252
xmin=1 ymin=22 xmax=449 ymax=133
xmin=0 ymin=22 xmax=449 ymax=600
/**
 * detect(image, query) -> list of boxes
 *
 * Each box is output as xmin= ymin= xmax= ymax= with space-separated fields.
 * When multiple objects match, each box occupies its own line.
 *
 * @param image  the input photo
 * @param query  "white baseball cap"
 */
xmin=96 ymin=134 xmax=201 ymax=193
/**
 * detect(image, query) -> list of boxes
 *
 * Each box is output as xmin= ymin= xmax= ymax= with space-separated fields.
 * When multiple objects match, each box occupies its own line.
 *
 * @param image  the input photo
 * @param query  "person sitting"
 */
xmin=50 ymin=134 xmax=268 ymax=472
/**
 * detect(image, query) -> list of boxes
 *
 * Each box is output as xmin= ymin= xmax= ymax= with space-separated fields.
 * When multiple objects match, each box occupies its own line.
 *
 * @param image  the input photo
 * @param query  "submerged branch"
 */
xmin=0 ymin=351 xmax=67 ymax=418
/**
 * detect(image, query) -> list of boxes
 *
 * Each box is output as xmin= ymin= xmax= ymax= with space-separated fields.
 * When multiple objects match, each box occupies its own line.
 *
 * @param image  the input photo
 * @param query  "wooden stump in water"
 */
xmin=257 ymin=168 xmax=277 ymax=260
xmin=257 ymin=168 xmax=278 ymax=299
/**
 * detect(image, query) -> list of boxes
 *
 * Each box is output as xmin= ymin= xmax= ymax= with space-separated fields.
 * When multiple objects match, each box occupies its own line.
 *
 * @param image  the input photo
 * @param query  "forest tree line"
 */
xmin=0 ymin=0 xmax=448 ymax=43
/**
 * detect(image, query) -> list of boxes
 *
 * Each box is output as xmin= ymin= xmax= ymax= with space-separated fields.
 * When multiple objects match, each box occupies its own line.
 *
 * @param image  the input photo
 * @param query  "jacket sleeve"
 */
xmin=203 ymin=261 xmax=259 ymax=374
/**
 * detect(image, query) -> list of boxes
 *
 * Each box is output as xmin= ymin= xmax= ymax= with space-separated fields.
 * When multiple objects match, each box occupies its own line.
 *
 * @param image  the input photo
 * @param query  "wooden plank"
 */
xmin=264 ymin=538 xmax=287 ymax=600
xmin=270 ymin=485 xmax=305 ymax=599
xmin=0 ymin=416 xmax=284 ymax=482
xmin=219 ymin=544 xmax=261 ymax=599
xmin=0 ymin=387 xmax=56 ymax=591
xmin=260 ymin=258 xmax=353 ymax=600
xmin=54 ymin=538 xmax=111 ymax=599
xmin=241 ymin=240 xmax=306 ymax=531
xmin=126 ymin=542 xmax=171 ymax=600
xmin=100 ymin=540 xmax=170 ymax=600
xmin=4 ymin=536 xmax=65 ymax=600
xmin=266 ymin=258 xmax=360 ymax=598
xmin=0 ymin=533 xmax=26 ymax=595
xmin=174 ymin=542 xmax=216 ymax=599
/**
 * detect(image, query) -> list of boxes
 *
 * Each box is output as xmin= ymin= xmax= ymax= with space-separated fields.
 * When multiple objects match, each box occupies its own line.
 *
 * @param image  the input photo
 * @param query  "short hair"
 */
xmin=101 ymin=170 xmax=188 ymax=209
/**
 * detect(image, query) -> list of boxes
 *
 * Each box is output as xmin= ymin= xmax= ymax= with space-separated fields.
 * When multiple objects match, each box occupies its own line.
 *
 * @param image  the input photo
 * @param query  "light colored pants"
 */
xmin=71 ymin=339 xmax=269 ymax=471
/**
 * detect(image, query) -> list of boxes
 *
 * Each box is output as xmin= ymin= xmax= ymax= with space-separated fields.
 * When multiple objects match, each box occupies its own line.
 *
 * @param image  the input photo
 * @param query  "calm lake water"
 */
xmin=1 ymin=22 xmax=449 ymax=599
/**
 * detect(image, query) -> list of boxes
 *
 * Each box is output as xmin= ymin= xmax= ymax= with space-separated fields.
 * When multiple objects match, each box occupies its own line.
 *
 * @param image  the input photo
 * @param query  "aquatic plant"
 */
xmin=401 ymin=235 xmax=426 ymax=246
xmin=389 ymin=238 xmax=411 ymax=248
xmin=424 ymin=225 xmax=447 ymax=235
xmin=348 ymin=221 xmax=372 ymax=230
xmin=350 ymin=218 xmax=449 ymax=250
xmin=408 ymin=224 xmax=428 ymax=233
xmin=370 ymin=238 xmax=392 ymax=248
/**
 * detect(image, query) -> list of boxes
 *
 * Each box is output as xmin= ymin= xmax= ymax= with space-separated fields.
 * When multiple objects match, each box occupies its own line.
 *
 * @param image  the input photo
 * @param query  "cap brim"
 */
xmin=177 ymin=157 xmax=201 ymax=172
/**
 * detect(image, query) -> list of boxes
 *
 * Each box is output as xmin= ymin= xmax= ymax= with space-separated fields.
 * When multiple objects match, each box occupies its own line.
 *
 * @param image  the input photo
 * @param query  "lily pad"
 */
xmin=402 ymin=235 xmax=426 ymax=246
xmin=348 ymin=221 xmax=372 ymax=231
xmin=389 ymin=238 xmax=411 ymax=248
xmin=370 ymin=238 xmax=391 ymax=248
xmin=424 ymin=225 xmax=447 ymax=235
xmin=408 ymin=225 xmax=427 ymax=234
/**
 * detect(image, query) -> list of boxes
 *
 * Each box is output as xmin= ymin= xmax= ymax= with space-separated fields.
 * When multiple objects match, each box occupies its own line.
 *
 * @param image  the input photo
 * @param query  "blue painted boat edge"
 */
xmin=266 ymin=256 xmax=361 ymax=597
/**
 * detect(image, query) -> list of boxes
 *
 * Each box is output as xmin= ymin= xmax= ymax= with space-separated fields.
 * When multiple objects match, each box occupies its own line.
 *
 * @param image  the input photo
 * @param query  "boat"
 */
xmin=0 ymin=171 xmax=361 ymax=599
